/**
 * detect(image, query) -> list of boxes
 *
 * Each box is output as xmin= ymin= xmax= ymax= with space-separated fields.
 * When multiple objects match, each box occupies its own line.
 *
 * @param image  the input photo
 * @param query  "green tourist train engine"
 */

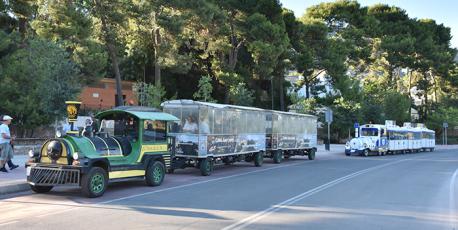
xmin=26 ymin=106 xmax=179 ymax=198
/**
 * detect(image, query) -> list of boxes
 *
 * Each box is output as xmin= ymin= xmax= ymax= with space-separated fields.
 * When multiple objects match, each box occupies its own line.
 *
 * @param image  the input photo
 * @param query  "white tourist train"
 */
xmin=345 ymin=120 xmax=435 ymax=156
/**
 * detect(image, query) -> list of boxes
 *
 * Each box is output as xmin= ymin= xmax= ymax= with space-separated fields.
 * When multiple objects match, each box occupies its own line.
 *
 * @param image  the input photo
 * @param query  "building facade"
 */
xmin=79 ymin=78 xmax=137 ymax=110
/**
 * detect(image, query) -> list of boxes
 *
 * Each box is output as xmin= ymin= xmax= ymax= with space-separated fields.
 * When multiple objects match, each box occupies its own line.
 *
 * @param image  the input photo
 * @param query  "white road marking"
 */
xmin=450 ymin=168 xmax=458 ymax=229
xmin=30 ymin=159 xmax=319 ymax=219
xmin=0 ymin=220 xmax=18 ymax=226
xmin=222 ymin=159 xmax=407 ymax=230
xmin=409 ymin=158 xmax=458 ymax=162
xmin=99 ymin=160 xmax=314 ymax=204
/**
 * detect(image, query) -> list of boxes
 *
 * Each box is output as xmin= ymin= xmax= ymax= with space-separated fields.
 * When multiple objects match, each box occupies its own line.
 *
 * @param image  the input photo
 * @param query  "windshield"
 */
xmin=97 ymin=113 xmax=139 ymax=139
xmin=361 ymin=128 xmax=379 ymax=136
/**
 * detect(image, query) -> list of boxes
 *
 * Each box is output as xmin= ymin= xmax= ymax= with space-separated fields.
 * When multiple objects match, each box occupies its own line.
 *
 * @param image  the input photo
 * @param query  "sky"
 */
xmin=280 ymin=0 xmax=458 ymax=49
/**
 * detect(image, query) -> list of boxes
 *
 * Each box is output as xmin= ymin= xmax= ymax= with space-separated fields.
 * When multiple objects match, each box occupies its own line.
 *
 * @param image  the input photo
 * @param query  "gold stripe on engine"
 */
xmin=109 ymin=170 xmax=145 ymax=179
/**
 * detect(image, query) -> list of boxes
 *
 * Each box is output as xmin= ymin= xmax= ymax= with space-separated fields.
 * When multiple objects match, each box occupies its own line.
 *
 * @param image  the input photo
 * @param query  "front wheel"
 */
xmin=308 ymin=149 xmax=316 ymax=160
xmin=254 ymin=152 xmax=264 ymax=167
xmin=363 ymin=149 xmax=369 ymax=157
xmin=146 ymin=160 xmax=166 ymax=186
xmin=81 ymin=167 xmax=108 ymax=198
xmin=30 ymin=185 xmax=53 ymax=193
xmin=273 ymin=150 xmax=282 ymax=164
xmin=199 ymin=157 xmax=213 ymax=176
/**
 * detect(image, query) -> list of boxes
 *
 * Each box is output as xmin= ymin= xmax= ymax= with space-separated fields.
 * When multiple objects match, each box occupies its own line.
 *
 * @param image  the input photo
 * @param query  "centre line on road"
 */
xmin=99 ymin=160 xmax=314 ymax=205
xmin=0 ymin=220 xmax=18 ymax=227
xmin=222 ymin=159 xmax=408 ymax=230
xmin=35 ymin=159 xmax=320 ymax=219
xmin=450 ymin=168 xmax=458 ymax=229
xmin=408 ymin=159 xmax=458 ymax=162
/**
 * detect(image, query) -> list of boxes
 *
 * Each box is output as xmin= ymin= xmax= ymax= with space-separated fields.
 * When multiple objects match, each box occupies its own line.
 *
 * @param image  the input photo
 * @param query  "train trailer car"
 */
xmin=345 ymin=121 xmax=435 ymax=156
xmin=265 ymin=111 xmax=317 ymax=163
xmin=26 ymin=106 xmax=179 ymax=197
xmin=162 ymin=100 xmax=267 ymax=176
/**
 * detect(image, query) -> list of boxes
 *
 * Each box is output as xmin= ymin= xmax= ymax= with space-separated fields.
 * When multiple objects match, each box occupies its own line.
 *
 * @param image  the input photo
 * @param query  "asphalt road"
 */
xmin=0 ymin=148 xmax=457 ymax=230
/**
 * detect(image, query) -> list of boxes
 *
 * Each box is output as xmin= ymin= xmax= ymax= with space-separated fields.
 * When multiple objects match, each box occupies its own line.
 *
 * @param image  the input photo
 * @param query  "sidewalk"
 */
xmin=0 ymin=155 xmax=29 ymax=195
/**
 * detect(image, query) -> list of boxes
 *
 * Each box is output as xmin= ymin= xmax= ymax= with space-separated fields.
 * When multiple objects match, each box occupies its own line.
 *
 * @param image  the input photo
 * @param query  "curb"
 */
xmin=0 ymin=181 xmax=30 ymax=195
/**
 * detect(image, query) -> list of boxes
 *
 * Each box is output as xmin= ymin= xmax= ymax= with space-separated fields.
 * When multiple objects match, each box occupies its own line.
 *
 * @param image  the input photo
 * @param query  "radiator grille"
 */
xmin=29 ymin=167 xmax=80 ymax=186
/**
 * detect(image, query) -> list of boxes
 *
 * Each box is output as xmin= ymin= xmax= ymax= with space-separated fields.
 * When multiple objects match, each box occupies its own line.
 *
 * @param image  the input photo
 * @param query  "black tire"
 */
xmin=363 ymin=149 xmax=369 ymax=157
xmin=199 ymin=157 xmax=213 ymax=176
xmin=254 ymin=152 xmax=264 ymax=167
xmin=430 ymin=148 xmax=434 ymax=152
xmin=146 ymin=160 xmax=166 ymax=186
xmin=308 ymin=149 xmax=316 ymax=160
xmin=273 ymin=150 xmax=282 ymax=164
xmin=223 ymin=157 xmax=232 ymax=165
xmin=30 ymin=185 xmax=53 ymax=193
xmin=81 ymin=167 xmax=108 ymax=198
xmin=244 ymin=156 xmax=253 ymax=162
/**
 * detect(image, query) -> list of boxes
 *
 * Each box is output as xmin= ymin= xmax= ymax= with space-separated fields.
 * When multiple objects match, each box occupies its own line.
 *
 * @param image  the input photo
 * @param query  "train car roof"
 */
xmin=361 ymin=124 xmax=385 ymax=128
xmin=96 ymin=106 xmax=179 ymax=121
xmin=361 ymin=123 xmax=434 ymax=133
xmin=268 ymin=110 xmax=317 ymax=119
xmin=162 ymin=100 xmax=317 ymax=118
xmin=162 ymin=100 xmax=267 ymax=111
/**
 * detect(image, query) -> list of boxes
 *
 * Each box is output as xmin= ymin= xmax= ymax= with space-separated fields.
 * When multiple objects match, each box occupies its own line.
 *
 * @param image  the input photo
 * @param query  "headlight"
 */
xmin=28 ymin=149 xmax=35 ymax=158
xmin=73 ymin=152 xmax=79 ymax=160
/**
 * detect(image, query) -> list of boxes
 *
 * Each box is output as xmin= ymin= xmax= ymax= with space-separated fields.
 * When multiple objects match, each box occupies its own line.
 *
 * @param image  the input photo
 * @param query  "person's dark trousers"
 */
xmin=7 ymin=160 xmax=18 ymax=170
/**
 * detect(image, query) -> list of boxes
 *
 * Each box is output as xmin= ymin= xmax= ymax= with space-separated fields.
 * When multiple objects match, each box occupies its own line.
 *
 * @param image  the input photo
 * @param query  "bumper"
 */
xmin=26 ymin=163 xmax=83 ymax=187
xmin=345 ymin=149 xmax=364 ymax=155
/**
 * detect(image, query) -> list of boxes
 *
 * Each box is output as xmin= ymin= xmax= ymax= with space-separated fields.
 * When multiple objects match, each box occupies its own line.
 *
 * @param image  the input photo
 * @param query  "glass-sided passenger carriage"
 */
xmin=162 ymin=100 xmax=267 ymax=176
xmin=345 ymin=120 xmax=435 ymax=156
xmin=26 ymin=100 xmax=318 ymax=197
xmin=266 ymin=110 xmax=317 ymax=163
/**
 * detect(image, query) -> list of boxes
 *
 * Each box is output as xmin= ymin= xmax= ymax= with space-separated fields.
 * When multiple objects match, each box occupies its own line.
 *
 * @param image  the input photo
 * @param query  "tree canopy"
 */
xmin=0 ymin=0 xmax=456 ymax=140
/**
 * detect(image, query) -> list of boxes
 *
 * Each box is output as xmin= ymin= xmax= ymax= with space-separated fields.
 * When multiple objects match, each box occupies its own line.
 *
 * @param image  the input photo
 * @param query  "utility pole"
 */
xmin=325 ymin=108 xmax=333 ymax=151
xmin=443 ymin=122 xmax=448 ymax=145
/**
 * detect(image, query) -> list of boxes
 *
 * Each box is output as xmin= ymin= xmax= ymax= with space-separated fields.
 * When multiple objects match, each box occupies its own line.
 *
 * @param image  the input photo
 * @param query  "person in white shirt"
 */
xmin=0 ymin=115 xmax=17 ymax=173
xmin=182 ymin=116 xmax=198 ymax=133
xmin=199 ymin=116 xmax=210 ymax=134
